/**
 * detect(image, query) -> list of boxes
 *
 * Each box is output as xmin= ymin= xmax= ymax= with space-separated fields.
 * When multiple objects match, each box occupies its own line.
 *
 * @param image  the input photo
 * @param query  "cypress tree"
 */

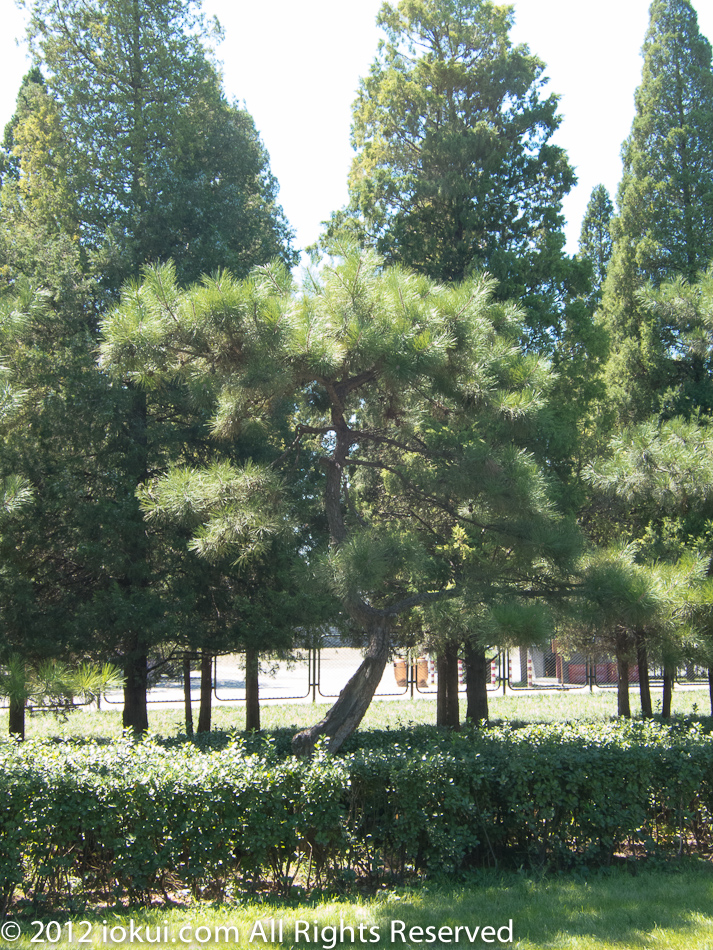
xmin=346 ymin=0 xmax=590 ymax=351
xmin=578 ymin=184 xmax=614 ymax=307
xmin=602 ymin=0 xmax=713 ymax=422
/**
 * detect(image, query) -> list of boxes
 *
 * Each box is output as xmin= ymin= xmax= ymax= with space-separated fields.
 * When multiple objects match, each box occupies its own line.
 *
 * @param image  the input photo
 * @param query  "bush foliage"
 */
xmin=2 ymin=721 xmax=713 ymax=907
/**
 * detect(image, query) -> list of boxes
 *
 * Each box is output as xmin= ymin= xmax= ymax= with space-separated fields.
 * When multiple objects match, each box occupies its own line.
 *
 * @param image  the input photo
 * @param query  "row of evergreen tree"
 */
xmin=1 ymin=0 xmax=712 ymax=749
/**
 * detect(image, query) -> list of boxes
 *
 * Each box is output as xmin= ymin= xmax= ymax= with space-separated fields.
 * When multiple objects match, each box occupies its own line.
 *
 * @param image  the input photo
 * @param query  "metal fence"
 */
xmin=10 ymin=647 xmax=711 ymax=711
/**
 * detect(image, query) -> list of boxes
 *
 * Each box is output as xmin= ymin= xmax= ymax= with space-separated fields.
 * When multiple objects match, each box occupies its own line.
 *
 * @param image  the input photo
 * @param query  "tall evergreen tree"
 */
xmin=602 ymin=0 xmax=713 ymax=422
xmin=345 ymin=0 xmax=590 ymax=349
xmin=0 ymin=0 xmax=297 ymax=733
xmin=19 ymin=0 xmax=295 ymax=290
xmin=578 ymin=184 xmax=614 ymax=307
xmin=101 ymin=246 xmax=580 ymax=753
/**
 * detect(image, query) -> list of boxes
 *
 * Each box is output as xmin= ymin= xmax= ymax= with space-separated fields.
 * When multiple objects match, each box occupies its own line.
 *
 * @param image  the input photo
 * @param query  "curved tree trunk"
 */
xmin=292 ymin=418 xmax=397 ymax=756
xmin=464 ymin=639 xmax=489 ymax=724
xmin=245 ymin=647 xmax=260 ymax=732
xmin=292 ymin=619 xmax=391 ymax=755
xmin=122 ymin=649 xmax=148 ymax=735
xmin=197 ymin=651 xmax=212 ymax=733
xmin=8 ymin=694 xmax=25 ymax=740
xmin=437 ymin=640 xmax=460 ymax=730
xmin=635 ymin=631 xmax=652 ymax=719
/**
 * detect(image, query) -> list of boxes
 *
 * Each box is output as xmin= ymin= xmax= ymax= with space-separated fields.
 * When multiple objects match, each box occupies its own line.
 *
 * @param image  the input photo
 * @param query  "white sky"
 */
xmin=1 ymin=0 xmax=713 ymax=259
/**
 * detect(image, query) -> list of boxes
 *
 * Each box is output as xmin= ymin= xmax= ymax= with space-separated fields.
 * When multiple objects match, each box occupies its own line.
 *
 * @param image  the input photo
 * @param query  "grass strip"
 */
xmin=8 ymin=867 xmax=713 ymax=949
xmin=2 ymin=688 xmax=712 ymax=742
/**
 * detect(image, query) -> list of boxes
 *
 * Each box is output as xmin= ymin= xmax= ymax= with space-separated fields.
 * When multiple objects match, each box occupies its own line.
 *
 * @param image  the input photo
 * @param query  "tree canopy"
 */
xmin=602 ymin=0 xmax=713 ymax=422
xmin=345 ymin=0 xmax=589 ymax=349
xmin=8 ymin=0 xmax=295 ymax=291
xmin=100 ymin=245 xmax=580 ymax=750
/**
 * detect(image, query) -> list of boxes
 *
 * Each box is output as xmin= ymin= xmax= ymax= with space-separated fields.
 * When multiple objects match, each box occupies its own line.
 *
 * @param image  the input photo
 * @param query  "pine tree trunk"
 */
xmin=292 ymin=619 xmax=390 ymax=755
xmin=708 ymin=666 xmax=713 ymax=716
xmin=635 ymin=631 xmax=652 ymax=718
xmin=436 ymin=641 xmax=460 ymax=730
xmin=245 ymin=647 xmax=260 ymax=732
xmin=197 ymin=651 xmax=212 ymax=734
xmin=8 ymin=694 xmax=25 ymax=739
xmin=616 ymin=654 xmax=631 ymax=718
xmin=463 ymin=640 xmax=489 ymax=724
xmin=121 ymin=384 xmax=151 ymax=736
xmin=122 ymin=650 xmax=148 ymax=735
xmin=291 ymin=422 xmax=398 ymax=756
xmin=662 ymin=663 xmax=674 ymax=719
xmin=183 ymin=654 xmax=193 ymax=737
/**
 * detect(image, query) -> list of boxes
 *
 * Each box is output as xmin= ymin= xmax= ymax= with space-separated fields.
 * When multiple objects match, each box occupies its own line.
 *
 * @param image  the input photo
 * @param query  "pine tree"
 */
xmin=100 ymin=246 xmax=580 ymax=752
xmin=585 ymin=415 xmax=713 ymax=713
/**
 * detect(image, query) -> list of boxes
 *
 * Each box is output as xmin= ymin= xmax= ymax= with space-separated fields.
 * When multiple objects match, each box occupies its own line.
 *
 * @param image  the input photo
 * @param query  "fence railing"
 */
xmin=13 ymin=648 xmax=711 ymax=710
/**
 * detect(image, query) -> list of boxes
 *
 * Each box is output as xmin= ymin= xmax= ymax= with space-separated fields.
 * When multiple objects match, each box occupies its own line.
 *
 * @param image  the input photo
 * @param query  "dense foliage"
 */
xmin=602 ymin=0 xmax=713 ymax=422
xmin=345 ymin=0 xmax=590 ymax=349
xmin=2 ymin=721 xmax=713 ymax=908
xmin=1 ymin=0 xmax=713 ymax=746
xmin=100 ymin=246 xmax=581 ymax=750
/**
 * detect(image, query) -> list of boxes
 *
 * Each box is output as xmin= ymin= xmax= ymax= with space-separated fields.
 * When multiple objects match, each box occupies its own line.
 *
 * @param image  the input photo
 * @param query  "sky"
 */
xmin=1 ymin=0 xmax=713 ymax=260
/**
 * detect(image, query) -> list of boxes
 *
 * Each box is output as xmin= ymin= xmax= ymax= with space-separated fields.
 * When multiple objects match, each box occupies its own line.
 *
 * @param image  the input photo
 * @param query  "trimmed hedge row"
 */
xmin=2 ymin=721 xmax=713 ymax=906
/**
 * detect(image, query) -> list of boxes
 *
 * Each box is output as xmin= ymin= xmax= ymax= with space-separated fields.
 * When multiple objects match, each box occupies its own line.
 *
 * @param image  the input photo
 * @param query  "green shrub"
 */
xmin=2 ymin=721 xmax=713 ymax=906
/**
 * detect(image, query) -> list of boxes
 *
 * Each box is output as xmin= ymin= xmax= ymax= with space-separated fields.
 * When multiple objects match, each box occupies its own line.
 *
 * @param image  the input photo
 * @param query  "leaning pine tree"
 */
xmin=100 ymin=245 xmax=579 ymax=753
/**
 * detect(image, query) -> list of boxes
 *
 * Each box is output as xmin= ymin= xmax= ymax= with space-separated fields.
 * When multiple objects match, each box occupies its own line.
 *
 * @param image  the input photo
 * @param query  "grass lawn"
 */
xmin=7 ymin=867 xmax=713 ymax=948
xmin=1 ymin=683 xmax=711 ymax=741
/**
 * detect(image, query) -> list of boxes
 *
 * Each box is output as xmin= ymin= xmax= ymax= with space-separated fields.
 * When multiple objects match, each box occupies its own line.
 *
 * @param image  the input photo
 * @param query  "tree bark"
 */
xmin=292 ymin=619 xmax=391 ymax=755
xmin=121 ymin=385 xmax=150 ymax=735
xmin=708 ymin=666 xmax=713 ymax=716
xmin=292 ymin=417 xmax=396 ymax=756
xmin=662 ymin=663 xmax=675 ymax=719
xmin=616 ymin=657 xmax=631 ymax=719
xmin=182 ymin=654 xmax=193 ymax=737
xmin=197 ymin=651 xmax=212 ymax=733
xmin=635 ymin=631 xmax=652 ymax=719
xmin=122 ymin=650 xmax=148 ymax=735
xmin=464 ymin=639 xmax=489 ymax=724
xmin=245 ymin=647 xmax=260 ymax=732
xmin=436 ymin=640 xmax=460 ymax=730
xmin=8 ymin=694 xmax=25 ymax=740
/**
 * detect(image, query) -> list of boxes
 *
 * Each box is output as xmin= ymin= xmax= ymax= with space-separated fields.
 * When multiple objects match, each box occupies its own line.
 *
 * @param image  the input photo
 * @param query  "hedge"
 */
xmin=2 ymin=721 xmax=713 ymax=907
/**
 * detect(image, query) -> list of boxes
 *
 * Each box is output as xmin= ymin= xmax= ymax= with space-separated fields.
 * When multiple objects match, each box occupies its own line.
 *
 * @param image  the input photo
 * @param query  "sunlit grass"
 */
xmin=9 ymin=867 xmax=713 ymax=948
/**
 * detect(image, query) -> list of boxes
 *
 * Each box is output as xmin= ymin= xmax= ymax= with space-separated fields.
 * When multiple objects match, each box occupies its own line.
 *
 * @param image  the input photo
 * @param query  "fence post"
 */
xmin=309 ymin=648 xmax=319 ymax=703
